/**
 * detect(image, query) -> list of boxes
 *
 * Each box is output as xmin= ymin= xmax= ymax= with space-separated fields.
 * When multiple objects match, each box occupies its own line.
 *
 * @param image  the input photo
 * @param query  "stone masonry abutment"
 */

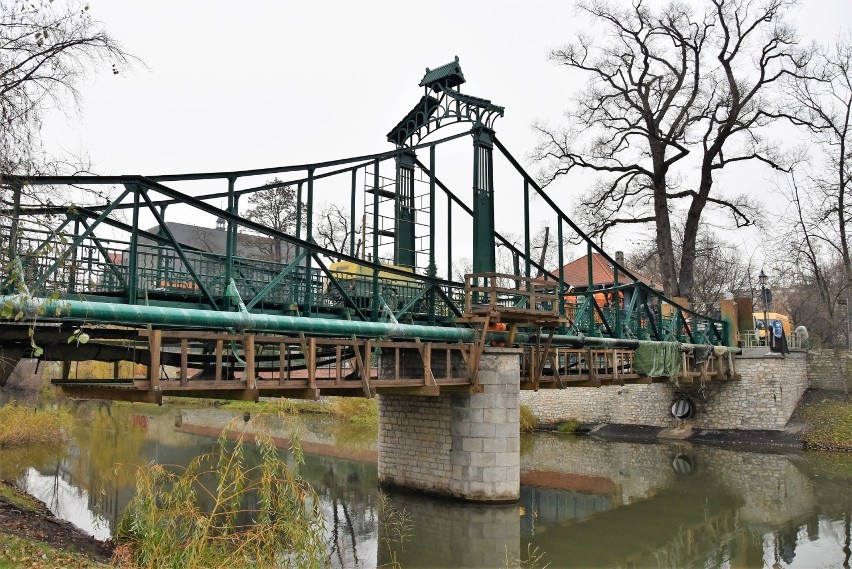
xmin=377 ymin=348 xmax=520 ymax=502
xmin=521 ymin=351 xmax=809 ymax=431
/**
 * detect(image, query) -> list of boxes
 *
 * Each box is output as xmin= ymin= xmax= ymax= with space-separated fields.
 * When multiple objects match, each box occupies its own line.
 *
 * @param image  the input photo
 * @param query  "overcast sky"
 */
xmin=43 ymin=0 xmax=852 ymax=269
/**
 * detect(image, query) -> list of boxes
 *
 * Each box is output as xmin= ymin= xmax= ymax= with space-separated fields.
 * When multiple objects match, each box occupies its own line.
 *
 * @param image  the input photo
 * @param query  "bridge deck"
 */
xmin=49 ymin=328 xmax=738 ymax=403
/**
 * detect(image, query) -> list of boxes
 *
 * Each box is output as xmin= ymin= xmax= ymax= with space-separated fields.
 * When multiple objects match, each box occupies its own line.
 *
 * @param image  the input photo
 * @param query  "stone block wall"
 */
xmin=378 ymin=348 xmax=520 ymax=502
xmin=520 ymin=352 xmax=809 ymax=431
xmin=679 ymin=352 xmax=808 ymax=430
xmin=377 ymin=394 xmax=453 ymax=493
xmin=807 ymin=349 xmax=852 ymax=392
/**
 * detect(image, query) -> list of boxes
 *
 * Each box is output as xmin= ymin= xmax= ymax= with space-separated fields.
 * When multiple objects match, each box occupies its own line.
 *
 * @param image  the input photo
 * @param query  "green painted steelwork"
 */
xmin=0 ymin=295 xmax=740 ymax=354
xmin=387 ymin=57 xmax=503 ymax=148
xmin=471 ymin=127 xmax=496 ymax=274
xmin=350 ymin=169 xmax=357 ymax=258
xmin=128 ymin=185 xmax=141 ymax=305
xmin=306 ymin=169 xmax=315 ymax=315
xmin=395 ymin=150 xmax=417 ymax=268
xmin=0 ymin=62 xmax=733 ymax=347
xmin=428 ymin=144 xmax=437 ymax=324
xmin=371 ymin=159 xmax=380 ymax=322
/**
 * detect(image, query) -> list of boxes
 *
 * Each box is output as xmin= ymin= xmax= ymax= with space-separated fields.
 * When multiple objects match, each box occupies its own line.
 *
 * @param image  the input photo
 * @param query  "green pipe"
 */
xmin=1 ymin=296 xmax=739 ymax=353
xmin=10 ymin=295 xmax=470 ymax=341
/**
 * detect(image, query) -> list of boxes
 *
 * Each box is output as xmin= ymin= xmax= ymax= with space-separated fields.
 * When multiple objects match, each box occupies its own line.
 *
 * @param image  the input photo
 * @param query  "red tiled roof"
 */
xmin=556 ymin=253 xmax=660 ymax=290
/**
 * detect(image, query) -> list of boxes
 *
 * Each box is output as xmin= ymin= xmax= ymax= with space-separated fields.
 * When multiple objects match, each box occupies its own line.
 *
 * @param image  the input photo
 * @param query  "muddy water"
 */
xmin=1 ymin=397 xmax=851 ymax=568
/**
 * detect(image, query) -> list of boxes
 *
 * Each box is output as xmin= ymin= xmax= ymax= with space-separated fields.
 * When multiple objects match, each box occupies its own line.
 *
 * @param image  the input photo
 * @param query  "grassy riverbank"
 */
xmin=0 ymin=480 xmax=110 ymax=567
xmin=797 ymin=391 xmax=852 ymax=450
xmin=0 ymin=402 xmax=73 ymax=447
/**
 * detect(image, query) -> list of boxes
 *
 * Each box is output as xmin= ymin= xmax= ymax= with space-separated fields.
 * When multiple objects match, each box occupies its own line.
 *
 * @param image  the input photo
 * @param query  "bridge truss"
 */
xmin=0 ymin=59 xmax=734 ymax=401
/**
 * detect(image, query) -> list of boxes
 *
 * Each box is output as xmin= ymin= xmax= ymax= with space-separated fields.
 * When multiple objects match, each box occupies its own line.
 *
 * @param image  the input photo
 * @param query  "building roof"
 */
xmin=141 ymin=222 xmax=297 ymax=263
xmin=419 ymin=56 xmax=466 ymax=92
xmin=557 ymin=253 xmax=660 ymax=290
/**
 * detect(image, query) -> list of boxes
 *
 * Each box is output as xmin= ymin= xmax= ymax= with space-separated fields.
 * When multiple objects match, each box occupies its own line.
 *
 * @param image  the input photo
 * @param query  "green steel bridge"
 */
xmin=0 ymin=59 xmax=736 ymax=402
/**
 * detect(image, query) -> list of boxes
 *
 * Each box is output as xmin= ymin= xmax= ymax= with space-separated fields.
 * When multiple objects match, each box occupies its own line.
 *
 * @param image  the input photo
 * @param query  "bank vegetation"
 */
xmin=0 ymin=401 xmax=73 ymax=447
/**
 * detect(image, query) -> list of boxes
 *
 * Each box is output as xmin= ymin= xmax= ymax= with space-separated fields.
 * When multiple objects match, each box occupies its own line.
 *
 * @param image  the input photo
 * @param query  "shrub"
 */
xmin=520 ymin=404 xmax=538 ymax=433
xmin=557 ymin=419 xmax=580 ymax=434
xmin=0 ymin=401 xmax=73 ymax=447
xmin=377 ymin=492 xmax=412 ymax=569
xmin=329 ymin=397 xmax=378 ymax=427
xmin=114 ymin=408 xmax=326 ymax=568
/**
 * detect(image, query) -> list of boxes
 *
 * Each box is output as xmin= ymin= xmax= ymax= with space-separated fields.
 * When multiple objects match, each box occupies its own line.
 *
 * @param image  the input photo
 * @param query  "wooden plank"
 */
xmin=588 ymin=349 xmax=596 ymax=383
xmin=180 ymin=339 xmax=188 ymax=386
xmin=335 ymin=345 xmax=343 ymax=385
xmin=165 ymin=388 xmax=257 ymax=401
xmin=215 ymin=339 xmax=223 ymax=382
xmin=548 ymin=351 xmax=565 ymax=389
xmin=142 ymin=330 xmax=244 ymax=341
xmin=279 ymin=343 xmax=286 ymax=386
xmin=58 ymin=385 xmax=162 ymax=404
xmin=308 ymin=337 xmax=317 ymax=390
xmin=424 ymin=342 xmax=435 ymax=386
xmin=245 ymin=334 xmax=256 ymax=390
xmin=361 ymin=340 xmax=373 ymax=397
xmin=149 ymin=330 xmax=162 ymax=392
xmin=375 ymin=386 xmax=440 ymax=397
xmin=469 ymin=313 xmax=490 ymax=388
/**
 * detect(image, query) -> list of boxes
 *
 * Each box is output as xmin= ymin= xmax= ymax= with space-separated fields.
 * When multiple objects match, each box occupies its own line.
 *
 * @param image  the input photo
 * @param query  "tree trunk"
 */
xmin=838 ymin=147 xmax=852 ymax=296
xmin=679 ymin=170 xmax=714 ymax=300
xmin=536 ymin=226 xmax=550 ymax=279
xmin=652 ymin=180 xmax=679 ymax=297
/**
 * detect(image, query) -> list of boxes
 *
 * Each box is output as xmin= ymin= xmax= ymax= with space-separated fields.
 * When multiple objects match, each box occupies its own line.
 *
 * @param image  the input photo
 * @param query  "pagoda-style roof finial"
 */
xmin=419 ymin=55 xmax=465 ymax=92
xmin=388 ymin=57 xmax=503 ymax=147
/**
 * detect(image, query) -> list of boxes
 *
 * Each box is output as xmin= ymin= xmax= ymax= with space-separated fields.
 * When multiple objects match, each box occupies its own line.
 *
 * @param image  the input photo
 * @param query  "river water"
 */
xmin=1 ymin=396 xmax=851 ymax=568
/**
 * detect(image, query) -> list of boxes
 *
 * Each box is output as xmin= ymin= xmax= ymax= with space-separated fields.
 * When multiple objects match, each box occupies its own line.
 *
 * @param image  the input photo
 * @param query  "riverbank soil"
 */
xmin=0 ymin=479 xmax=112 ymax=567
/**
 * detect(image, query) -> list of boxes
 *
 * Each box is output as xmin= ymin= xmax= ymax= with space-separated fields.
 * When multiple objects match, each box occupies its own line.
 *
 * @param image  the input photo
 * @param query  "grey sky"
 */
xmin=43 ymin=0 xmax=852 ymax=266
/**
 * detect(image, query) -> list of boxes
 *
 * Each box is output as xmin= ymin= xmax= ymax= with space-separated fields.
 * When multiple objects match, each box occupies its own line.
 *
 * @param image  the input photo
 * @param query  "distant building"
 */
xmin=140 ymin=219 xmax=297 ymax=264
xmin=104 ymin=220 xmax=301 ymax=295
xmin=555 ymin=252 xmax=661 ymax=292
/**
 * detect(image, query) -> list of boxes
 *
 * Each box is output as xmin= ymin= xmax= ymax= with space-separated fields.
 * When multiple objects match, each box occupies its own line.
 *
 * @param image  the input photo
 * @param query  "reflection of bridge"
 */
xmin=1 ymin=59 xmax=738 ymax=501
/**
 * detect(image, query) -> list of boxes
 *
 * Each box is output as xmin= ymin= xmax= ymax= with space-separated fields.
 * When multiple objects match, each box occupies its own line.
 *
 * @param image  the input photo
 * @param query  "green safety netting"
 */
xmin=634 ymin=342 xmax=682 ymax=378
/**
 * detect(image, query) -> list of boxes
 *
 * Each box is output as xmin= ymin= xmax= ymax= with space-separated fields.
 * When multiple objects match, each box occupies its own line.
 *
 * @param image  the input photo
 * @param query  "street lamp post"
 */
xmin=759 ymin=270 xmax=769 ymax=347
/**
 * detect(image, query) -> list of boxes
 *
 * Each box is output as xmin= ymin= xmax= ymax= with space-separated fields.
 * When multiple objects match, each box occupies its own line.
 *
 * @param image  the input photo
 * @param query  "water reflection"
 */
xmin=1 ymin=399 xmax=851 ymax=568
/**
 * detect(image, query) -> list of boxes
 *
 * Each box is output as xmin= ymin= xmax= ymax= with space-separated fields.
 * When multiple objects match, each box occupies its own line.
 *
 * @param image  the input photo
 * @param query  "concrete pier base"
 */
xmin=378 ymin=348 xmax=520 ymax=502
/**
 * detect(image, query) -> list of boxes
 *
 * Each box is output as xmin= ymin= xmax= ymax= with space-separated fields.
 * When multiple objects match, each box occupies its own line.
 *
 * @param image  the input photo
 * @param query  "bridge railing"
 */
xmin=5 ymin=220 xmax=468 ymax=320
xmin=558 ymin=282 xmax=727 ymax=345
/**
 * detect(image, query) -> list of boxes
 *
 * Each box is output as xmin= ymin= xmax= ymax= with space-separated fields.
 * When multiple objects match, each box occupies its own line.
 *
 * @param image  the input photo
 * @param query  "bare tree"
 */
xmin=315 ymin=202 xmax=360 ymax=258
xmin=770 ymin=172 xmax=849 ymax=347
xmin=1 ymin=0 xmax=132 ymax=178
xmin=535 ymin=0 xmax=809 ymax=300
xmin=765 ymin=36 xmax=852 ymax=347
xmin=627 ymin=227 xmax=754 ymax=314
xmin=0 ymin=0 xmax=135 ymax=271
xmin=779 ymin=36 xmax=852 ymax=292
xmin=242 ymin=181 xmax=304 ymax=263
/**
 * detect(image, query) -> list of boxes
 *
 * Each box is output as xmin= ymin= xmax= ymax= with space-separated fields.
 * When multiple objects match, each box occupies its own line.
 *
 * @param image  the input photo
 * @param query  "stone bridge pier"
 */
xmin=377 ymin=348 xmax=520 ymax=502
